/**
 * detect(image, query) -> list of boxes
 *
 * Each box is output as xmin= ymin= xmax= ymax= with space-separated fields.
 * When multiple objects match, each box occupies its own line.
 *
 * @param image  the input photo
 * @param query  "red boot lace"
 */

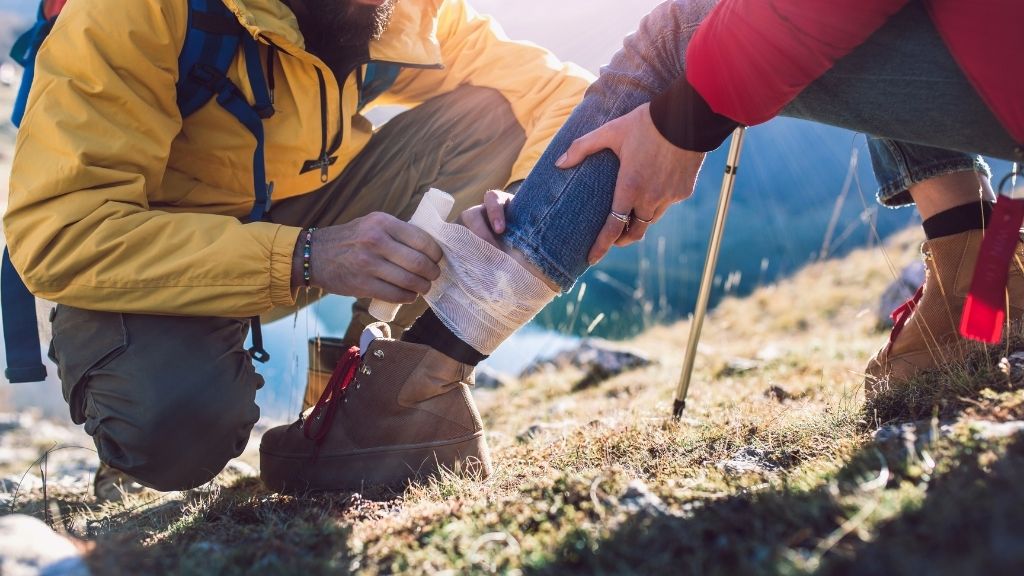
xmin=886 ymin=285 xmax=924 ymax=355
xmin=302 ymin=346 xmax=362 ymax=443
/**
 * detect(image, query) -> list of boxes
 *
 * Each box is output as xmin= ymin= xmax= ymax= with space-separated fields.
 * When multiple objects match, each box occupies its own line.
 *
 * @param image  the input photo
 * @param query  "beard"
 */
xmin=298 ymin=0 xmax=397 ymax=52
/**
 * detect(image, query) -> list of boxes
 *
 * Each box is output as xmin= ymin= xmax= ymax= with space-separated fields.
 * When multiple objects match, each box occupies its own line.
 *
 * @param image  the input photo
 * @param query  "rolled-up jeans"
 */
xmin=504 ymin=0 xmax=1019 ymax=292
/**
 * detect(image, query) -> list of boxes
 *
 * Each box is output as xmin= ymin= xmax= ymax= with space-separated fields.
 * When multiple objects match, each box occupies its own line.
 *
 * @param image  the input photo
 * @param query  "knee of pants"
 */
xmin=51 ymin=310 xmax=262 ymax=491
xmin=92 ymin=390 xmax=260 ymax=492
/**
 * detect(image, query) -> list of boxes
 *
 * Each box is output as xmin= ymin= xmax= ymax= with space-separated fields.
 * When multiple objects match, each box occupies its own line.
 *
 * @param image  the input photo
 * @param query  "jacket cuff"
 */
xmin=270 ymin=224 xmax=302 ymax=308
xmin=649 ymin=75 xmax=740 ymax=153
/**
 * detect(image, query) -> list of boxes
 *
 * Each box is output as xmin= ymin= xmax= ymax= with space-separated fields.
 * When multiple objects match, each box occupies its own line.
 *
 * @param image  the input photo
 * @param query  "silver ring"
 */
xmin=609 ymin=210 xmax=631 ymax=224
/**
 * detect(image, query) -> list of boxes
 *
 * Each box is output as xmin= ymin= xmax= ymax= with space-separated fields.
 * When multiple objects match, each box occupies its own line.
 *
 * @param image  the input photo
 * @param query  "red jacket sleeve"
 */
xmin=686 ymin=0 xmax=910 ymax=126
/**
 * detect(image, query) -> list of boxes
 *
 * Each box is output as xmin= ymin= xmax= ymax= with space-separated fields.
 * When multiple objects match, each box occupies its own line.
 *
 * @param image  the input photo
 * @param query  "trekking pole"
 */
xmin=673 ymin=127 xmax=747 ymax=420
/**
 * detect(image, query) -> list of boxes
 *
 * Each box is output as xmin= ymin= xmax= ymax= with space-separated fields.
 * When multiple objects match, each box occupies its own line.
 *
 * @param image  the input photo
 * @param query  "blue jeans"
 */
xmin=504 ymin=0 xmax=1016 ymax=292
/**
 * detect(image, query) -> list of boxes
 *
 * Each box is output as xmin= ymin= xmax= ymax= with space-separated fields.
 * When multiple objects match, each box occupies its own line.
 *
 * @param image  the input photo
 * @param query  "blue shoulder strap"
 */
xmin=177 ymin=0 xmax=275 ymax=362
xmin=4 ymin=2 xmax=51 ymax=382
xmin=4 ymin=0 xmax=276 ymax=383
xmin=177 ymin=0 xmax=275 ymax=223
xmin=10 ymin=3 xmax=54 ymax=128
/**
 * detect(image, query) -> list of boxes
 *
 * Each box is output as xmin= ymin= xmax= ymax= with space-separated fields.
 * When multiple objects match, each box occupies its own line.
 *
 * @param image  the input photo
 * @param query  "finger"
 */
xmin=361 ymin=278 xmax=418 ymax=304
xmin=587 ymin=215 xmax=628 ymax=264
xmin=383 ymin=241 xmax=441 ymax=282
xmin=385 ymin=219 xmax=444 ymax=263
xmin=616 ymin=221 xmax=649 ymax=246
xmin=458 ymin=206 xmax=503 ymax=249
xmin=616 ymin=207 xmax=661 ymax=245
xmin=484 ymin=190 xmax=507 ymax=234
xmin=372 ymin=259 xmax=433 ymax=296
xmin=556 ymin=122 xmax=618 ymax=169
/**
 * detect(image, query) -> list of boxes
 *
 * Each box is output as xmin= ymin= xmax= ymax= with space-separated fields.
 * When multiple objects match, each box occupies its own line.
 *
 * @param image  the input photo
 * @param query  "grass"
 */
xmin=5 ymin=227 xmax=1024 ymax=574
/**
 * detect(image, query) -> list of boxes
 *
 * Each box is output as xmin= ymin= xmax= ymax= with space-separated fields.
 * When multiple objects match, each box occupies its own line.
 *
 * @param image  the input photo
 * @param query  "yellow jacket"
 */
xmin=5 ymin=0 xmax=592 ymax=317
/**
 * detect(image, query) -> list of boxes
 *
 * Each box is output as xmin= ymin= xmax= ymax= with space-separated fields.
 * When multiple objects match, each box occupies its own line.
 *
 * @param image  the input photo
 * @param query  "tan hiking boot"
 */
xmin=865 ymin=229 xmax=1024 ymax=392
xmin=94 ymin=463 xmax=150 ymax=503
xmin=303 ymin=337 xmax=349 ymax=412
xmin=259 ymin=324 xmax=492 ymax=492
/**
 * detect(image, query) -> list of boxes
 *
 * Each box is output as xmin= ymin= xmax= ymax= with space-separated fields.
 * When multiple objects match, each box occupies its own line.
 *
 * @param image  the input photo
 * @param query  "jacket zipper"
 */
xmin=314 ymin=67 xmax=332 ymax=183
xmin=260 ymin=36 xmax=443 ymax=182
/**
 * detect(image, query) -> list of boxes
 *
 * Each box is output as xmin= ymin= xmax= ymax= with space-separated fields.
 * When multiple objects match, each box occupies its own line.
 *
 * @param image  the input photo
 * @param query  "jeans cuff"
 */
xmin=503 ymin=229 xmax=576 ymax=293
xmin=877 ymin=156 xmax=992 ymax=207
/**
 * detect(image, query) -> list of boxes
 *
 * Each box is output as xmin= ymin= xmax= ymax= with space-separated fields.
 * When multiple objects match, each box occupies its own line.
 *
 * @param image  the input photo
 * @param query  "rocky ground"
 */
xmin=3 ymin=228 xmax=1024 ymax=574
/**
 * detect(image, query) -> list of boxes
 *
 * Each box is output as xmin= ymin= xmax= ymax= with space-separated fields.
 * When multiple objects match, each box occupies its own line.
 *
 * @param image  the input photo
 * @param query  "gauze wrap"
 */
xmin=369 ymin=189 xmax=558 ymax=355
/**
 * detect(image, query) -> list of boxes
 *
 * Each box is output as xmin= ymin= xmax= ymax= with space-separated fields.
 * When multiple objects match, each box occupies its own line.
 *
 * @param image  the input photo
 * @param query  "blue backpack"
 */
xmin=4 ymin=0 xmax=276 ymax=383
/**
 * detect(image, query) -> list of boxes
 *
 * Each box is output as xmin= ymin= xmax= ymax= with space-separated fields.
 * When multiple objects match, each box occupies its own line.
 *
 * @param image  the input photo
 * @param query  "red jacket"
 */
xmin=651 ymin=0 xmax=1024 ymax=156
xmin=649 ymin=0 xmax=1024 ymax=343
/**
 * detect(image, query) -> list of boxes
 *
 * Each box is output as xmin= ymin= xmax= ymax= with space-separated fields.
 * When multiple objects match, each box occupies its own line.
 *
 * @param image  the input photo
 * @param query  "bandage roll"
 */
xmin=368 ymin=189 xmax=455 ymax=323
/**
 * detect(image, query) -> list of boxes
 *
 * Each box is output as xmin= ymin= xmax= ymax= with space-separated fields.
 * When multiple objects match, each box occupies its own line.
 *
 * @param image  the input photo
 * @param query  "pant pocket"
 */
xmin=50 ymin=305 xmax=128 ymax=425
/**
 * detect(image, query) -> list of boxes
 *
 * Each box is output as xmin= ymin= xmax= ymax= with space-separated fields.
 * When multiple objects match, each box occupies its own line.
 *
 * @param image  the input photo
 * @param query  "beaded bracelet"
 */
xmin=302 ymin=227 xmax=317 ymax=288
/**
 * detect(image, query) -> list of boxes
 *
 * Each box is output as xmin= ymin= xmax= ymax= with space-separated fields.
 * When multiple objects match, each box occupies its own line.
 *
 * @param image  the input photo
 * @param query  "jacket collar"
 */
xmin=223 ymin=0 xmax=443 ymax=67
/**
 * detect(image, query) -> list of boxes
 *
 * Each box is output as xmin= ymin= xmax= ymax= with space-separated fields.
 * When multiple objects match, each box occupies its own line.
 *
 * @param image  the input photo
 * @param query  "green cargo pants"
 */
xmin=51 ymin=86 xmax=525 ymax=491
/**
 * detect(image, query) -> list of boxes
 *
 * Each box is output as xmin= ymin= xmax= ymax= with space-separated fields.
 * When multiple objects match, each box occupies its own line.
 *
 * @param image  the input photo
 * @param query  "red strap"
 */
xmin=887 ymin=285 xmax=923 ymax=354
xmin=43 ymin=0 xmax=68 ymax=19
xmin=302 ymin=347 xmax=361 ymax=443
xmin=960 ymin=198 xmax=1024 ymax=343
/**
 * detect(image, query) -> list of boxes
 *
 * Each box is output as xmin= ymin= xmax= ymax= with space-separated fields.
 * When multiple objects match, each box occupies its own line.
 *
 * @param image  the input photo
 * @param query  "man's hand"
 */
xmin=291 ymin=213 xmax=443 ymax=303
xmin=555 ymin=102 xmax=706 ymax=264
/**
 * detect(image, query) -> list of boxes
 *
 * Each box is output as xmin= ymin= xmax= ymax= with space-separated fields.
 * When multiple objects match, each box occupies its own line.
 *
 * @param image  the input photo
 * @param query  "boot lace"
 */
xmin=303 ymin=346 xmax=362 ymax=443
xmin=887 ymin=285 xmax=924 ymax=354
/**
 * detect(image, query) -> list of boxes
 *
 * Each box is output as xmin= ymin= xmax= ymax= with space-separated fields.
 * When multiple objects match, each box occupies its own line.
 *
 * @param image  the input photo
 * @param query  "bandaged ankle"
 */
xmin=373 ymin=189 xmax=558 ymax=355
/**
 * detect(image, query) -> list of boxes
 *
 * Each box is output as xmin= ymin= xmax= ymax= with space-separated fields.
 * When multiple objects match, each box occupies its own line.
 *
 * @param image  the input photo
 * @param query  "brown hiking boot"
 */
xmin=303 ymin=337 xmax=350 ymax=412
xmin=865 ymin=229 xmax=1024 ymax=392
xmin=259 ymin=324 xmax=492 ymax=492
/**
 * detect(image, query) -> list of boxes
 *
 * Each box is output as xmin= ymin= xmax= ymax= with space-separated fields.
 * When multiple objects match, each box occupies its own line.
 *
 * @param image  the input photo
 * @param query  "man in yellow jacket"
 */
xmin=5 ymin=0 xmax=591 ymax=496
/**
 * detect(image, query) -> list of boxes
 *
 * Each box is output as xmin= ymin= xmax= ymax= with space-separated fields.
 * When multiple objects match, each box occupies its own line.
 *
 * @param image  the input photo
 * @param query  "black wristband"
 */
xmin=648 ymin=75 xmax=740 ymax=153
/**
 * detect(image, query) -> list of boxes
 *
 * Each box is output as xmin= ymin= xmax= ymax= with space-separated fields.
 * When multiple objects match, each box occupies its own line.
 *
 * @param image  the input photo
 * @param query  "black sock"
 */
xmin=922 ymin=201 xmax=993 ymax=240
xmin=402 ymin=309 xmax=488 ymax=366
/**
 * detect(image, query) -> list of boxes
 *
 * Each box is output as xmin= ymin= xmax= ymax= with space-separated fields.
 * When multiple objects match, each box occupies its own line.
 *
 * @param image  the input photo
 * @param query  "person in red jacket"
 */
xmin=433 ymin=0 xmax=1024 ymax=391
xmin=546 ymin=0 xmax=1024 ymax=391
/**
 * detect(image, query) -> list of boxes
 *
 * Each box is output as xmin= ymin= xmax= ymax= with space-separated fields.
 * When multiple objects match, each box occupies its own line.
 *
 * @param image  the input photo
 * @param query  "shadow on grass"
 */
xmin=525 ymin=433 xmax=1024 ymax=576
xmin=71 ymin=478 xmax=401 ymax=575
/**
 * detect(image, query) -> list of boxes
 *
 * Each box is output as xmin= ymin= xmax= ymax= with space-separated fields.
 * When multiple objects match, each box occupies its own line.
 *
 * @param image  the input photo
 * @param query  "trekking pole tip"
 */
xmin=672 ymin=399 xmax=686 ymax=421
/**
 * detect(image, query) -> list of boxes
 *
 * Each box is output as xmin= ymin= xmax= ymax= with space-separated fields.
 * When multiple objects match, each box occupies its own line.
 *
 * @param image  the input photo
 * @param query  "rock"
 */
xmin=876 ymin=261 xmax=926 ymax=328
xmin=2 ymin=473 xmax=43 ymax=494
xmin=717 ymin=357 xmax=761 ymax=377
xmin=617 ymin=480 xmax=670 ymax=517
xmin=764 ymin=386 xmax=792 ymax=402
xmin=474 ymin=365 xmax=514 ymax=390
xmin=969 ymin=420 xmax=1024 ymax=440
xmin=520 ymin=340 xmax=654 ymax=387
xmin=515 ymin=421 xmax=576 ymax=442
xmin=0 ymin=413 xmax=31 ymax=435
xmin=0 ymin=515 xmax=90 ymax=576
xmin=872 ymin=419 xmax=953 ymax=474
xmin=756 ymin=345 xmax=784 ymax=362
xmin=717 ymin=447 xmax=782 ymax=475
xmin=998 ymin=352 xmax=1024 ymax=387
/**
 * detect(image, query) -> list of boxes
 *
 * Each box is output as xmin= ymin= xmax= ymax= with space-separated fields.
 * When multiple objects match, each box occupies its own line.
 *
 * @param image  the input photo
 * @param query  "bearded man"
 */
xmin=5 ymin=0 xmax=590 ymax=498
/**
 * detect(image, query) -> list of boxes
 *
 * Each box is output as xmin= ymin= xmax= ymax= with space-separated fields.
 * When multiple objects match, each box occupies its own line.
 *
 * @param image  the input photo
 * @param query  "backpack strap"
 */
xmin=10 ymin=2 xmax=56 ymax=128
xmin=4 ymin=2 xmax=53 ymax=383
xmin=177 ymin=0 xmax=275 ymax=224
xmin=4 ymin=0 xmax=277 ymax=383
xmin=2 ymin=248 xmax=46 ymax=383
xmin=176 ymin=0 xmax=275 ymax=362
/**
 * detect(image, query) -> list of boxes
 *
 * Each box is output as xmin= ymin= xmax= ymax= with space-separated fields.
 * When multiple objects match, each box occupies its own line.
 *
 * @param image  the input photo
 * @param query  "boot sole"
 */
xmin=259 ymin=432 xmax=492 ymax=493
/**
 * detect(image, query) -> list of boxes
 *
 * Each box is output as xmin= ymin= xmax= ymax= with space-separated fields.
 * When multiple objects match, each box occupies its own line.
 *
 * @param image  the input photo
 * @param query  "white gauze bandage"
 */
xmin=369 ymin=189 xmax=558 ymax=355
